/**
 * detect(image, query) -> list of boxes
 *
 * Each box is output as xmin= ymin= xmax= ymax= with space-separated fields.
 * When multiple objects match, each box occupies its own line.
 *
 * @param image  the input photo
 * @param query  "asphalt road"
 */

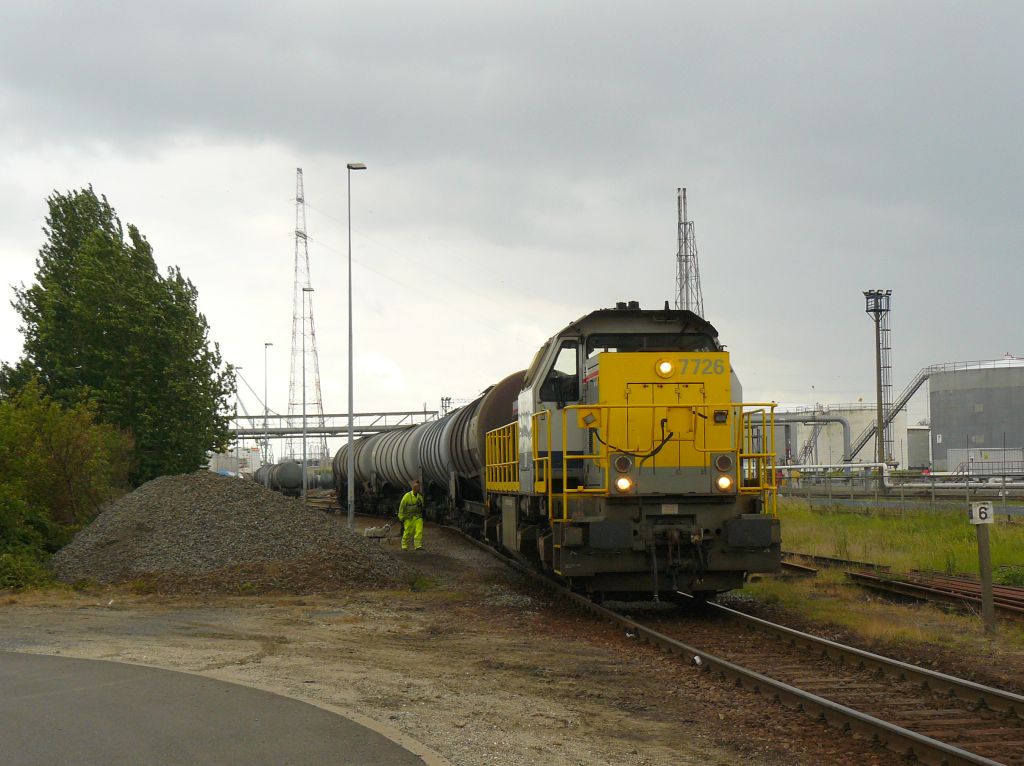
xmin=0 ymin=651 xmax=426 ymax=765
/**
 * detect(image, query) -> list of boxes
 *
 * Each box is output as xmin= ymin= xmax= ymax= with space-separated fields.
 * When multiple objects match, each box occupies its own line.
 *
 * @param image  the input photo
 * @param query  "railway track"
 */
xmin=648 ymin=600 xmax=1024 ymax=765
xmin=847 ymin=569 xmax=1024 ymax=620
xmin=451 ymin=531 xmax=1024 ymax=765
xmin=784 ymin=551 xmax=1024 ymax=620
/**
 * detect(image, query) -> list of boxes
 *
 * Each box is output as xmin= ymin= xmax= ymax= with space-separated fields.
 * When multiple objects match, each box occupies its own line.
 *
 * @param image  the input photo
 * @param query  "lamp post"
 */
xmin=302 ymin=287 xmax=314 ymax=506
xmin=235 ymin=367 xmax=243 ymax=471
xmin=346 ymin=162 xmax=366 ymax=529
xmin=263 ymin=342 xmax=272 ymax=465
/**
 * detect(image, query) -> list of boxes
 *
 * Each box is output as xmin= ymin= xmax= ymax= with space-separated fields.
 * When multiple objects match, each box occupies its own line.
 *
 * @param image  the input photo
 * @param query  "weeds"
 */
xmin=0 ymin=551 xmax=53 ymax=589
xmin=129 ymin=579 xmax=157 ymax=595
xmin=409 ymin=575 xmax=436 ymax=592
xmin=777 ymin=499 xmax=1024 ymax=575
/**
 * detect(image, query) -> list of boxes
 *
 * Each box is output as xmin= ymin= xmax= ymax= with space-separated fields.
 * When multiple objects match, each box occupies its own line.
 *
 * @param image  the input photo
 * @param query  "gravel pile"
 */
xmin=51 ymin=471 xmax=410 ymax=594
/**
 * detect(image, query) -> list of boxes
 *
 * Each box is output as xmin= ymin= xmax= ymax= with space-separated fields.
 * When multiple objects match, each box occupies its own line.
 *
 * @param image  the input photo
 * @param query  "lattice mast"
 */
xmin=864 ymin=290 xmax=894 ymax=464
xmin=285 ymin=168 xmax=330 ymax=462
xmin=674 ymin=188 xmax=704 ymax=316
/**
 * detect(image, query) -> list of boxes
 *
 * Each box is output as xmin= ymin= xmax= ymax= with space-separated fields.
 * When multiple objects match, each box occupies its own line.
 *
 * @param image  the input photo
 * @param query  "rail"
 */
xmin=450 ymin=525 xmax=1017 ymax=766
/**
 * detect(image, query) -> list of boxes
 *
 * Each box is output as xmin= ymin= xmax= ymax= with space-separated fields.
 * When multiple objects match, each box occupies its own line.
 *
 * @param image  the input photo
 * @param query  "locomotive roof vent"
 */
xmin=615 ymin=301 xmax=627 ymax=309
xmin=627 ymin=300 xmax=640 ymax=309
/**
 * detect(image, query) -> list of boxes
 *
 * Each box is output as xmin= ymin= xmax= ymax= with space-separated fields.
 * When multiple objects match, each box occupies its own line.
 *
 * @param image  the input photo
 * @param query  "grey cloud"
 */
xmin=1 ymin=0 xmax=1021 ymax=414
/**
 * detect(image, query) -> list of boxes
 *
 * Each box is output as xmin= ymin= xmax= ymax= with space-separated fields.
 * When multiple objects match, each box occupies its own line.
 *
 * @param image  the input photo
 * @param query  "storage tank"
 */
xmin=929 ymin=361 xmax=1024 ymax=470
xmin=333 ymin=438 xmax=376 ymax=485
xmin=419 ymin=411 xmax=458 ymax=488
xmin=355 ymin=432 xmax=388 ymax=487
xmin=253 ymin=464 xmax=272 ymax=488
xmin=317 ymin=469 xmax=335 ymax=490
xmin=468 ymin=370 xmax=525 ymax=474
xmin=332 ymin=442 xmax=350 ymax=486
xmin=772 ymin=403 xmax=908 ymax=466
xmin=446 ymin=397 xmax=484 ymax=478
xmin=269 ymin=461 xmax=303 ymax=493
xmin=371 ymin=425 xmax=425 ymax=489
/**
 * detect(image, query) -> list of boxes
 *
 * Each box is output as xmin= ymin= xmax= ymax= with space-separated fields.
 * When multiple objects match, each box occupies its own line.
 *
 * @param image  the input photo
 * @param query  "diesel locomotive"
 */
xmin=334 ymin=302 xmax=781 ymax=600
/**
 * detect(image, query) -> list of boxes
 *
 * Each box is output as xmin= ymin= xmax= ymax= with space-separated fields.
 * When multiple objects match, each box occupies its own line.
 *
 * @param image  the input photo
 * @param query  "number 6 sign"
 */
xmin=969 ymin=502 xmax=993 ymax=525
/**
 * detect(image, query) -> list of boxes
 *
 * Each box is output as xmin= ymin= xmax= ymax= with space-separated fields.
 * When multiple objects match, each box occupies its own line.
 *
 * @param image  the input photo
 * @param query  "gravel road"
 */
xmin=7 ymin=516 xmax=899 ymax=765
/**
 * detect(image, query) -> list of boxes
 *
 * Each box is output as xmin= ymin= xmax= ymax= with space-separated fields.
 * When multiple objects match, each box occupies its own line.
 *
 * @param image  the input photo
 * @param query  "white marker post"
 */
xmin=969 ymin=501 xmax=996 ymax=636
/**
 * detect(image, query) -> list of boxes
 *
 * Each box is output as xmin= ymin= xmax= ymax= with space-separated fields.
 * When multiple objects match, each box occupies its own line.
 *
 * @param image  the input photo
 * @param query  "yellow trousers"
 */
xmin=402 ymin=516 xmax=424 ymax=550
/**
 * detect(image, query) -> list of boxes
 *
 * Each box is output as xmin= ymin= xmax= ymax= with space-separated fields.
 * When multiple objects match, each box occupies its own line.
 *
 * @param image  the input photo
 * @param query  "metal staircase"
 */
xmin=798 ymin=421 xmax=826 ymax=464
xmin=849 ymin=364 xmax=937 ymax=460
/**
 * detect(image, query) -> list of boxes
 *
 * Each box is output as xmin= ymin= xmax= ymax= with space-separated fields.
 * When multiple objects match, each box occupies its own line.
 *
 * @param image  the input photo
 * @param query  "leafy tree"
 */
xmin=0 ymin=381 xmax=133 ymax=587
xmin=0 ymin=379 xmax=132 ymax=528
xmin=4 ymin=187 xmax=235 ymax=484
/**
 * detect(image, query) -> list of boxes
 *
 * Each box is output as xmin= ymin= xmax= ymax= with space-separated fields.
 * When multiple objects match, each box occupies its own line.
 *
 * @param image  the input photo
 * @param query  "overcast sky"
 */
xmin=1 ymin=1 xmax=1021 ymax=447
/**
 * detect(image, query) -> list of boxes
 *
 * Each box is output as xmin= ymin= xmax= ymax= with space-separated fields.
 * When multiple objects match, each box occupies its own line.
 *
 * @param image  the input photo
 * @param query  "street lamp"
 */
xmin=235 ymin=367 xmax=243 ymax=472
xmin=302 ymin=287 xmax=314 ymax=506
xmin=346 ymin=162 xmax=366 ymax=529
xmin=263 ymin=342 xmax=273 ymax=465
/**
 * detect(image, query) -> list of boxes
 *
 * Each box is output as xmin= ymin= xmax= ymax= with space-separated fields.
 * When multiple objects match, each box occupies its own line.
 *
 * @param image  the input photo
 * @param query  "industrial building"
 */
xmin=775 ymin=404 xmax=908 ymax=467
xmin=928 ymin=360 xmax=1024 ymax=471
xmin=776 ymin=357 xmax=1024 ymax=473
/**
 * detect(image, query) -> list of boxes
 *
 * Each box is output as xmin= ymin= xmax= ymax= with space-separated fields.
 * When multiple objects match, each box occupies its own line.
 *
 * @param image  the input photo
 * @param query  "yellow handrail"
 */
xmin=484 ymin=422 xmax=518 ymax=493
xmin=531 ymin=410 xmax=553 ymax=515
xmin=484 ymin=401 xmax=777 ymax=519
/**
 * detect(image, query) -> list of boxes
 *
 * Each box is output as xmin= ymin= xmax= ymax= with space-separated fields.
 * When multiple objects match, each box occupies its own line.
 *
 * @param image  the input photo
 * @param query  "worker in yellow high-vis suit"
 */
xmin=398 ymin=479 xmax=425 ymax=551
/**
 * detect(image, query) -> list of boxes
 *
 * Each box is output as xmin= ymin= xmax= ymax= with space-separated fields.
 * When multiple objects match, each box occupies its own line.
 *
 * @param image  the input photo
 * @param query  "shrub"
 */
xmin=0 ymin=551 xmax=52 ymax=589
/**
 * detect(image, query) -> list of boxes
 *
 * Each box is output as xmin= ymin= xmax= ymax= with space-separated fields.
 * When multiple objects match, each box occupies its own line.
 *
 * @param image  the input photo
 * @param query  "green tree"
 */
xmin=0 ymin=381 xmax=133 ymax=587
xmin=0 ymin=380 xmax=132 ymax=531
xmin=4 ymin=187 xmax=235 ymax=484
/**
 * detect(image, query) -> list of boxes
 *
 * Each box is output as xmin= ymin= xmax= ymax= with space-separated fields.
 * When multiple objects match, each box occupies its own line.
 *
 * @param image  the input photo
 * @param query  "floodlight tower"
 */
xmin=285 ymin=169 xmax=330 ymax=463
xmin=864 ymin=290 xmax=894 ymax=465
xmin=674 ymin=188 xmax=704 ymax=317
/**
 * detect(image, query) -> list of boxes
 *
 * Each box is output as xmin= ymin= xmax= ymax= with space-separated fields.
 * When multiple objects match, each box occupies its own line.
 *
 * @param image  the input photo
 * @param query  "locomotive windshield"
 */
xmin=585 ymin=332 xmax=718 ymax=358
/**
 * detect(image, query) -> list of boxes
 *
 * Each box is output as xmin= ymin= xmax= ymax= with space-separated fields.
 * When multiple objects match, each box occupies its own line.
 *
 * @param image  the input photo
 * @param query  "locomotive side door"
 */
xmin=518 ymin=338 xmax=584 ymax=493
xmin=537 ymin=339 xmax=584 ymax=488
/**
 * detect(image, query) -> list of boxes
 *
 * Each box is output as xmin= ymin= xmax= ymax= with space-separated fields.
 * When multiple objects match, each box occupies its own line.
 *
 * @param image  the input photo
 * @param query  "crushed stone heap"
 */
xmin=51 ymin=471 xmax=409 ymax=593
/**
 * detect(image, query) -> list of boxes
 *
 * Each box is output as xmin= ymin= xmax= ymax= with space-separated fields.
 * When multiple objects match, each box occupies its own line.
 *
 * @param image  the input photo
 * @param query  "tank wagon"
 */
xmin=254 ymin=461 xmax=335 ymax=496
xmin=253 ymin=461 xmax=304 ymax=497
xmin=335 ymin=303 xmax=781 ymax=600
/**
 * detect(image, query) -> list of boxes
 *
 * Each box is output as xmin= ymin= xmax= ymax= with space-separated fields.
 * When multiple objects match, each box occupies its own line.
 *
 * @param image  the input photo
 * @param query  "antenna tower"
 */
xmin=674 ymin=187 xmax=704 ymax=316
xmin=285 ymin=168 xmax=329 ymax=463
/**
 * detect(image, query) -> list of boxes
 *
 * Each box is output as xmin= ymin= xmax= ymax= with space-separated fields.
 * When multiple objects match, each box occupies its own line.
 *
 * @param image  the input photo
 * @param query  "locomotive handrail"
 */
xmin=532 ymin=411 xmax=553 ymax=515
xmin=484 ymin=401 xmax=778 ymax=519
xmin=739 ymin=406 xmax=779 ymax=516
xmin=484 ymin=422 xmax=519 ymax=492
xmin=557 ymin=402 xmax=778 ymax=520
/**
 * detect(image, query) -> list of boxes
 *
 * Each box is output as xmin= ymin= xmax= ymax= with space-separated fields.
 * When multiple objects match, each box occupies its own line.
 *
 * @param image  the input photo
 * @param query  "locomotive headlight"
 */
xmin=655 ymin=359 xmax=674 ymax=378
xmin=615 ymin=476 xmax=634 ymax=493
xmin=716 ymin=475 xmax=734 ymax=491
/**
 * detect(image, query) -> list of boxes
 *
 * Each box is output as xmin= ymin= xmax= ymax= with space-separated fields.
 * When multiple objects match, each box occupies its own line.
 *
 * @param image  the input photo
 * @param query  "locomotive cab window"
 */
xmin=539 ymin=341 xmax=580 ymax=406
xmin=585 ymin=332 xmax=717 ymax=358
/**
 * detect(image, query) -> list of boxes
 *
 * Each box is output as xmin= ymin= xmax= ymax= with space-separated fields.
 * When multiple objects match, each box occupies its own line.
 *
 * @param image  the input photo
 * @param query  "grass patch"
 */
xmin=129 ymin=579 xmax=158 ymax=595
xmin=748 ymin=499 xmax=1024 ymax=656
xmin=408 ymin=575 xmax=437 ymax=592
xmin=777 ymin=498 xmax=1024 ymax=574
xmin=0 ymin=550 xmax=54 ymax=589
xmin=745 ymin=570 xmax=1024 ymax=651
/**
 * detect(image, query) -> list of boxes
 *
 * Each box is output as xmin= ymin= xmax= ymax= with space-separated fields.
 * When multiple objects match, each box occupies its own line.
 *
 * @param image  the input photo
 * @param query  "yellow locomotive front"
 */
xmin=484 ymin=303 xmax=780 ymax=600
